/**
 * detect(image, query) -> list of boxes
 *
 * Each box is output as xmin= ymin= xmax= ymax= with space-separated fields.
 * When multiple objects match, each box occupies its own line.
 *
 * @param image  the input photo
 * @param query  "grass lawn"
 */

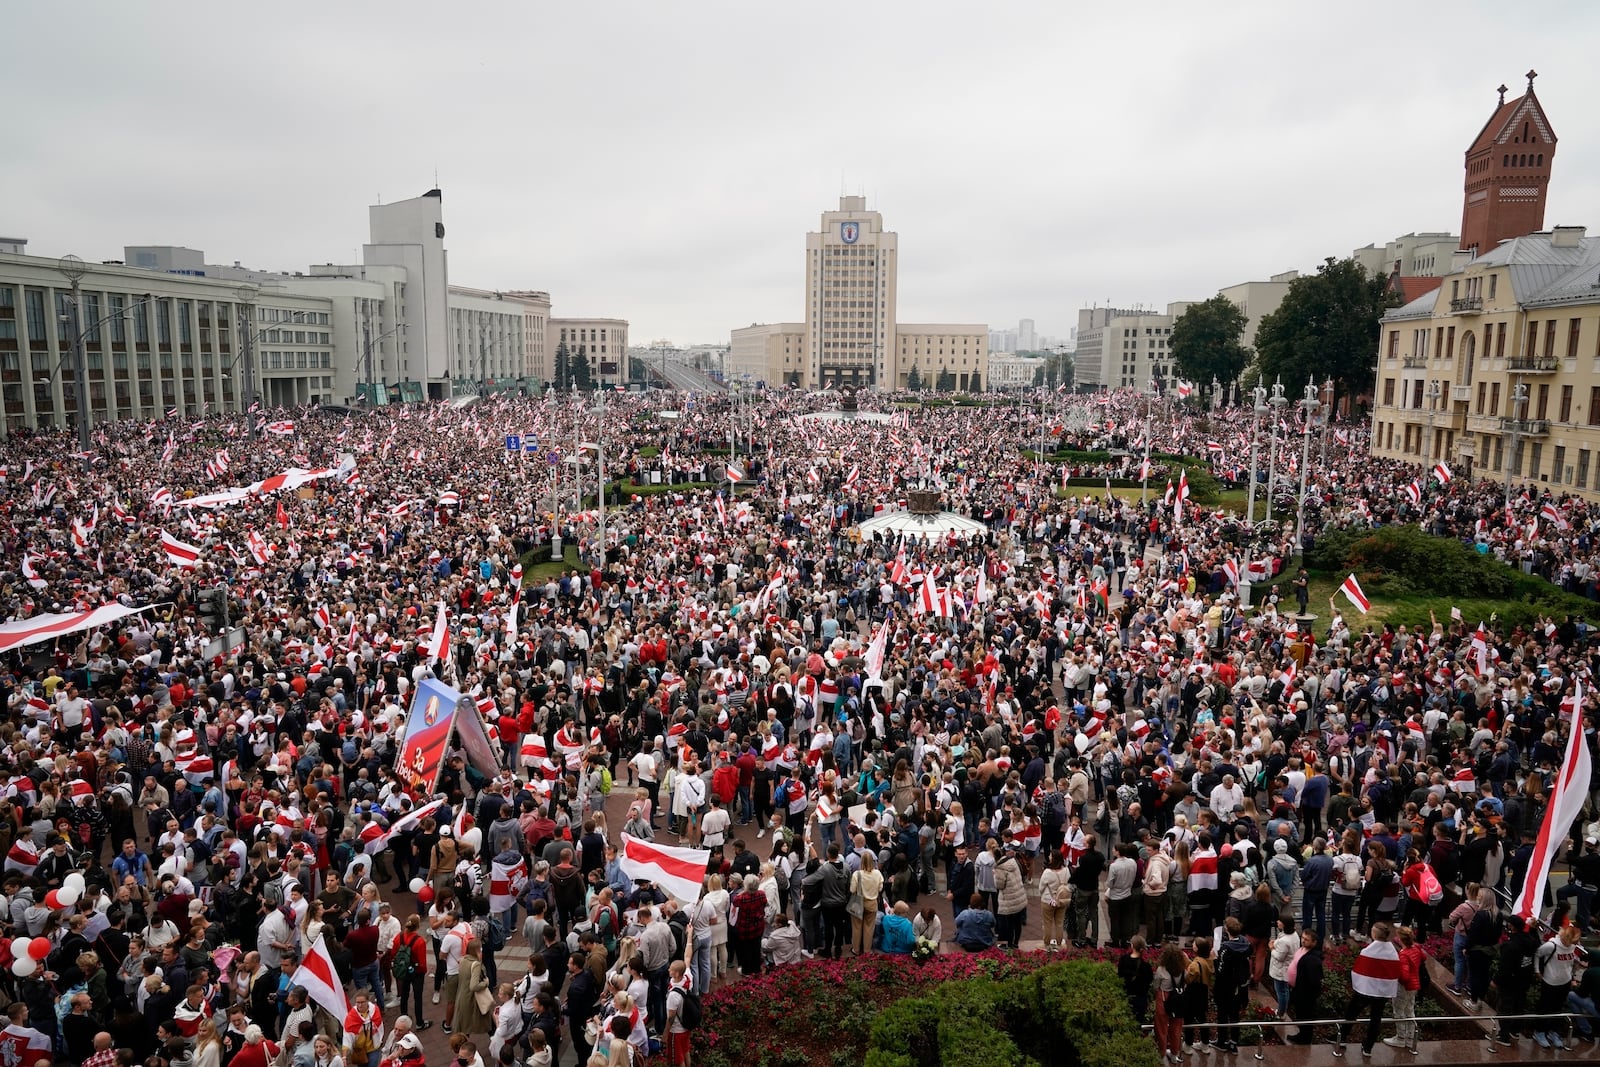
xmin=519 ymin=544 xmax=581 ymax=584
xmin=1295 ymin=571 xmax=1506 ymax=631
xmin=1050 ymin=485 xmax=1250 ymax=513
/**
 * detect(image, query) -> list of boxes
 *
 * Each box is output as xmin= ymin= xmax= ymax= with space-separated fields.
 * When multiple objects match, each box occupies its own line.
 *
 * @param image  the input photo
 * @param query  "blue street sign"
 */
xmin=505 ymin=434 xmax=521 ymax=452
xmin=524 ymin=438 xmax=540 ymax=452
xmin=548 ymin=451 xmax=559 ymax=466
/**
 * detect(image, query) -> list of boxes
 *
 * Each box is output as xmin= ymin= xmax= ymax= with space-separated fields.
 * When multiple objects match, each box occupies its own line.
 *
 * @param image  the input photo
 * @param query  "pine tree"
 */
xmin=572 ymin=346 xmax=593 ymax=390
xmin=906 ymin=365 xmax=923 ymax=391
xmin=553 ymin=342 xmax=570 ymax=391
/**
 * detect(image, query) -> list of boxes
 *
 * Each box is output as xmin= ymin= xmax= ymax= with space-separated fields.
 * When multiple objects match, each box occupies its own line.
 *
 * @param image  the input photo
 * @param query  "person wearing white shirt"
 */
xmin=1210 ymin=775 xmax=1244 ymax=820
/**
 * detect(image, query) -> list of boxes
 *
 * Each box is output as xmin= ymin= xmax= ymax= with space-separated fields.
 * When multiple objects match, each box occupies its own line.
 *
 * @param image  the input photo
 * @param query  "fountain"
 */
xmin=794 ymin=382 xmax=896 ymax=425
xmin=853 ymin=483 xmax=990 ymax=541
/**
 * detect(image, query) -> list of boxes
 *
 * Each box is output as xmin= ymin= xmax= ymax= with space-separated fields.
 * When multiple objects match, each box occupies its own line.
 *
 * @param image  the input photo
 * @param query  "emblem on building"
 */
xmin=841 ymin=222 xmax=859 ymax=244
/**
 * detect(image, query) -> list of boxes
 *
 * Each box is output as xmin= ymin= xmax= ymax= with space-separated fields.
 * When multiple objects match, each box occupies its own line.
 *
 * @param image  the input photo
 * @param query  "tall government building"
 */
xmin=730 ymin=196 xmax=986 ymax=390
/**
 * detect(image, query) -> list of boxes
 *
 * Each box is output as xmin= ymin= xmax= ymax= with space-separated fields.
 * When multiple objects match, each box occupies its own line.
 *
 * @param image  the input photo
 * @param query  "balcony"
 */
xmin=1451 ymin=384 xmax=1472 ymax=403
xmin=1450 ymin=296 xmax=1483 ymax=313
xmin=1499 ymin=417 xmax=1551 ymax=435
xmin=1400 ymin=355 xmax=1429 ymax=369
xmin=1506 ymin=355 xmax=1560 ymax=372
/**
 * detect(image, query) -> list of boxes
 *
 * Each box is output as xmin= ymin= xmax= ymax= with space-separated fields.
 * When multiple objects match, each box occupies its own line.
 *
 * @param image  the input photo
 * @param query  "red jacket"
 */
xmin=1396 ymin=944 xmax=1424 ymax=992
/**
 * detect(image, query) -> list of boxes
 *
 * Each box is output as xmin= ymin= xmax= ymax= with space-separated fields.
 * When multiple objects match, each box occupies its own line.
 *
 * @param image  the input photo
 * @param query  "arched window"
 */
xmin=1462 ymin=331 xmax=1477 ymax=386
xmin=1538 ymin=153 xmax=1544 ymax=166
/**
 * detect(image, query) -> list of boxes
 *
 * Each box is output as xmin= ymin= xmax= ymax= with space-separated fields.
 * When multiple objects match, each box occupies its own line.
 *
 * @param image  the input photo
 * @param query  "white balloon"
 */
xmin=1073 ymin=732 xmax=1090 ymax=754
xmin=11 ymin=955 xmax=35 ymax=978
xmin=63 ymin=873 xmax=85 ymax=893
xmin=56 ymin=887 xmax=79 ymax=907
xmin=409 ymin=878 xmax=425 ymax=895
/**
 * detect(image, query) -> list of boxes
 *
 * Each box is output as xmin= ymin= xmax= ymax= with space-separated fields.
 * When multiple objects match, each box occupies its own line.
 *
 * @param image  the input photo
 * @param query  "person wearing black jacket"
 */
xmin=1070 ymin=833 xmax=1105 ymax=946
xmin=562 ymin=952 xmax=600 ymax=1063
xmin=1494 ymin=915 xmax=1538 ymax=1044
xmin=1288 ymin=931 xmax=1324 ymax=1044
xmin=947 ymin=844 xmax=975 ymax=908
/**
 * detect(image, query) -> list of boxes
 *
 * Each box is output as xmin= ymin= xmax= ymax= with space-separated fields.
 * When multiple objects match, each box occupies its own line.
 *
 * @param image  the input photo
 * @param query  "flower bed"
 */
xmin=695 ymin=951 xmax=1151 ymax=1067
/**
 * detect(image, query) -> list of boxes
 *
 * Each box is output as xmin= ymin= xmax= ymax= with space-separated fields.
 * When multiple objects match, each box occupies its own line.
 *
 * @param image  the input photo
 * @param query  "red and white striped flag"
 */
xmin=247 ymin=530 xmax=276 ymax=566
xmin=1338 ymin=573 xmax=1370 ymax=613
xmin=264 ymin=420 xmax=295 ymax=436
xmin=427 ymin=601 xmax=451 ymax=668
xmin=1432 ymin=461 xmax=1452 ymax=485
xmin=1402 ymin=481 xmax=1422 ymax=506
xmin=1513 ymin=681 xmax=1592 ymax=923
xmin=161 ymin=531 xmax=201 ymax=569
xmin=1540 ymin=501 xmax=1569 ymax=530
xmin=844 ymin=465 xmax=860 ymax=489
xmin=20 ymin=555 xmax=46 ymax=591
xmin=289 ymin=934 xmax=349 ymax=1022
xmin=618 ymin=833 xmax=708 ymax=903
xmin=490 ymin=857 xmax=528 ymax=913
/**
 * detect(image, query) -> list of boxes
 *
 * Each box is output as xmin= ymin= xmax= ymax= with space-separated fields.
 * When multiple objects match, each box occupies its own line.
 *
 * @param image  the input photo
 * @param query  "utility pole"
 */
xmin=56 ymin=257 xmax=90 ymax=453
xmin=1246 ymin=385 xmax=1267 ymax=524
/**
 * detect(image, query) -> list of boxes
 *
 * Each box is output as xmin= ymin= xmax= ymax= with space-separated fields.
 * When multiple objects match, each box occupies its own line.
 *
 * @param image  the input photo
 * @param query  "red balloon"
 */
xmin=27 ymin=937 xmax=50 ymax=961
xmin=1219 ymin=843 xmax=1234 ymax=860
xmin=43 ymin=891 xmax=61 ymax=910
xmin=417 ymin=884 xmax=435 ymax=905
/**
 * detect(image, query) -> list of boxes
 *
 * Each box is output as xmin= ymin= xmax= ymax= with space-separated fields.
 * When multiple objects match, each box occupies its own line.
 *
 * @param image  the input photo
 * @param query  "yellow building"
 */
xmin=1369 ymin=226 xmax=1600 ymax=495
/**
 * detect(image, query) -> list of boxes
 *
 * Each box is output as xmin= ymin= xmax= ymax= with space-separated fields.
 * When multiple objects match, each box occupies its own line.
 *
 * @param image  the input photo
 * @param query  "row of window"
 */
xmin=1378 ymin=422 xmax=1593 ymax=491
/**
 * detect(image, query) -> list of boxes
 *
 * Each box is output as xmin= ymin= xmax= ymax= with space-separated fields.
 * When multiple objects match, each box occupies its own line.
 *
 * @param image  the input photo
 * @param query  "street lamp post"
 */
xmin=1319 ymin=377 xmax=1335 ymax=469
xmin=1503 ymin=378 xmax=1529 ymax=510
xmin=593 ymin=389 xmax=607 ymax=569
xmin=236 ymin=287 xmax=259 ymax=427
xmin=56 ymin=257 xmax=90 ymax=453
xmin=1141 ymin=381 xmax=1155 ymax=506
xmin=1246 ymin=385 xmax=1268 ymax=524
xmin=1421 ymin=380 xmax=1442 ymax=477
xmin=1266 ymin=379 xmax=1287 ymax=524
xmin=1294 ymin=382 xmax=1320 ymax=557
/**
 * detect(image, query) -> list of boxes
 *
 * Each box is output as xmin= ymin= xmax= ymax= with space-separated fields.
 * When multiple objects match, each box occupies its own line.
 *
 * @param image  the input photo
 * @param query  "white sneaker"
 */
xmin=757 ymin=829 xmax=766 ymax=838
xmin=432 ymin=992 xmax=441 ymax=1004
xmin=1197 ymin=1043 xmax=1212 ymax=1055
xmin=1382 ymin=1038 xmax=1406 ymax=1049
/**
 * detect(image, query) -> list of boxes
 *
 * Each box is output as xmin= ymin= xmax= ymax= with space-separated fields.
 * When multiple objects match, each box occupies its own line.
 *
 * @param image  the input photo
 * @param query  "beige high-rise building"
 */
xmin=805 ymin=196 xmax=897 ymax=388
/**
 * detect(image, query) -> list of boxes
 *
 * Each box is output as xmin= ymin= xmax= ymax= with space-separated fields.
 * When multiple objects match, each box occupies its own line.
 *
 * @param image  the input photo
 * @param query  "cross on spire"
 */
xmin=1526 ymin=69 xmax=1538 ymax=89
xmin=1497 ymin=84 xmax=1508 ymax=105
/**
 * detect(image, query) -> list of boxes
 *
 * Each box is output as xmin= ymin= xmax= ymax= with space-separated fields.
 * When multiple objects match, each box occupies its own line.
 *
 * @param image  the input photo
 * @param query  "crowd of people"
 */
xmin=0 ymin=383 xmax=1593 ymax=1067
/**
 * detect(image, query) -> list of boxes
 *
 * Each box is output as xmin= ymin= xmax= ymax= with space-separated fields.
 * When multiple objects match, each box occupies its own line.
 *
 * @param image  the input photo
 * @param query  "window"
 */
xmin=1569 ymin=319 xmax=1582 ymax=359
xmin=1544 ymin=320 xmax=1557 ymax=359
xmin=1489 ymin=275 xmax=1497 ymax=300
xmin=177 ymin=302 xmax=191 ymax=344
xmin=83 ymin=294 xmax=101 ymax=342
xmin=110 ymin=296 xmax=125 ymax=342
xmin=1387 ymin=332 xmax=1399 ymax=360
xmin=1579 ymin=450 xmax=1591 ymax=490
xmin=156 ymin=302 xmax=171 ymax=344
xmin=1490 ymin=382 xmax=1501 ymax=416
xmin=1525 ymin=320 xmax=1538 ymax=358
xmin=1496 ymin=322 xmax=1507 ymax=357
xmin=1537 ymin=383 xmax=1550 ymax=420
xmin=1530 ymin=442 xmax=1543 ymax=479
xmin=1561 ymin=384 xmax=1573 ymax=422
xmin=1476 ymin=381 xmax=1486 ymax=414
xmin=1554 ymin=445 xmax=1567 ymax=483
xmin=24 ymin=290 xmax=46 ymax=339
xmin=1589 ymin=387 xmax=1600 ymax=426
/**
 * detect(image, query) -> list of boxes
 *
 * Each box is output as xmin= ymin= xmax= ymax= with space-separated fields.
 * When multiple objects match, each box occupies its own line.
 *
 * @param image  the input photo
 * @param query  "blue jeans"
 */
xmin=351 ymin=963 xmax=382 ymax=997
xmin=1301 ymin=890 xmax=1327 ymax=943
xmin=1452 ymin=930 xmax=1469 ymax=990
xmin=494 ymin=907 xmax=517 ymax=942
xmin=1568 ymin=991 xmax=1598 ymax=1037
xmin=692 ymin=934 xmax=713 ymax=995
xmin=1274 ymin=978 xmax=1291 ymax=1016
xmin=737 ymin=785 xmax=753 ymax=824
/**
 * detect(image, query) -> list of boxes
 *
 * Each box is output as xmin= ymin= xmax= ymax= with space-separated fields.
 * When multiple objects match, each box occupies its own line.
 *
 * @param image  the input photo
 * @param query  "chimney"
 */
xmin=1451 ymin=250 xmax=1474 ymax=272
xmin=1551 ymin=225 xmax=1586 ymax=248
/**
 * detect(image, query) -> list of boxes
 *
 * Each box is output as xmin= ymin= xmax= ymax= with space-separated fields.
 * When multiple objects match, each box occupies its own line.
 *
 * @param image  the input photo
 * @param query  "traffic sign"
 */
xmin=548 ymin=451 xmax=559 ymax=466
xmin=524 ymin=438 xmax=540 ymax=452
xmin=505 ymin=434 xmax=521 ymax=452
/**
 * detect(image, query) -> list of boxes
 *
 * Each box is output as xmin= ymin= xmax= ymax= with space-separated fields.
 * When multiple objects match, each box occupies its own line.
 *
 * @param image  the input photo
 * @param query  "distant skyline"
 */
xmin=5 ymin=3 xmax=1599 ymax=346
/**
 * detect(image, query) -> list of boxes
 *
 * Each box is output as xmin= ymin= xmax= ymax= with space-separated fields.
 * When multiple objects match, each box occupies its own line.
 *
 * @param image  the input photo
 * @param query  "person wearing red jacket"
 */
xmin=231 ymin=1025 xmax=279 ymax=1067
xmin=1384 ymin=926 xmax=1425 ymax=1050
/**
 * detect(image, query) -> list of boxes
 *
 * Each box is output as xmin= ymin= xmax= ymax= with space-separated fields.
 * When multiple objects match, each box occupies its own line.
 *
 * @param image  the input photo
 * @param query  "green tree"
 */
xmin=906 ymin=365 xmax=923 ymax=391
xmin=968 ymin=370 xmax=981 ymax=391
xmin=1032 ymin=363 xmax=1046 ymax=388
xmin=936 ymin=367 xmax=955 ymax=392
xmin=1254 ymin=257 xmax=1398 ymax=397
xmin=1170 ymin=296 xmax=1250 ymax=397
xmin=571 ymin=345 xmax=593 ymax=390
xmin=553 ymin=341 xmax=570 ymax=391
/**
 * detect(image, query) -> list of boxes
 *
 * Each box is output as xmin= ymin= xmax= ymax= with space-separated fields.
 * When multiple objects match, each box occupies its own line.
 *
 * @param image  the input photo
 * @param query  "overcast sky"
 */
xmin=7 ymin=3 xmax=1599 ymax=347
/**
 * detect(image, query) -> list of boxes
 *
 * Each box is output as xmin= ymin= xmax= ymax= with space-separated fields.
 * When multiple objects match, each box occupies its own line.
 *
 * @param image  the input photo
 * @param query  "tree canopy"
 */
xmin=1170 ymin=296 xmax=1250 ymax=392
xmin=1254 ymin=257 xmax=1396 ymax=397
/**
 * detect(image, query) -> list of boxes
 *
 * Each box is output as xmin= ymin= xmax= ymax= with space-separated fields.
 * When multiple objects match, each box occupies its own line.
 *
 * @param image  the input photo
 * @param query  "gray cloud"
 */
xmin=4 ymin=1 xmax=1597 ymax=345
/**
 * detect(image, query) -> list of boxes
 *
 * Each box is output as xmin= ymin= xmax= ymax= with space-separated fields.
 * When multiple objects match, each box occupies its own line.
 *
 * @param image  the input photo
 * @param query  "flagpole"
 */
xmin=1141 ymin=384 xmax=1152 ymax=506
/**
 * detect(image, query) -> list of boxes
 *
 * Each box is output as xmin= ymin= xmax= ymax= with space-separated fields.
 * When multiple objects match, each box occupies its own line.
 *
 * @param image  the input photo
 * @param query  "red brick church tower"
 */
xmin=1461 ymin=71 xmax=1557 ymax=256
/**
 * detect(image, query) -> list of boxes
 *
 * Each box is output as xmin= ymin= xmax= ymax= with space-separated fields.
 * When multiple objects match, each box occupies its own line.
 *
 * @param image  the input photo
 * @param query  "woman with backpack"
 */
xmin=1330 ymin=835 xmax=1367 ymax=946
xmin=1151 ymin=941 xmax=1188 ymax=1063
xmin=392 ymin=915 xmax=430 ymax=1029
xmin=1463 ymin=887 xmax=1500 ymax=1008
xmin=1399 ymin=848 xmax=1443 ymax=936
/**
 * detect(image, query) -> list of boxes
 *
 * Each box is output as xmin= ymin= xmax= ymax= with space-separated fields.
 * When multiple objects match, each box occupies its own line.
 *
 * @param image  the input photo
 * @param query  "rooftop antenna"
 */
xmin=434 ymin=165 xmax=440 ymax=188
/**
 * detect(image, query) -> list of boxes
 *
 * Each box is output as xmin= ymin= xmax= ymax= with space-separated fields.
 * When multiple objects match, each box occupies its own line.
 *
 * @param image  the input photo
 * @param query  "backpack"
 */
xmin=1218 ymin=943 xmax=1252 ymax=997
xmin=773 ymin=780 xmax=791 ymax=809
xmin=600 ymin=766 xmax=613 ymax=795
xmin=484 ymin=916 xmax=507 ymax=951
xmin=1042 ymin=793 xmax=1067 ymax=831
xmin=392 ymin=935 xmax=418 ymax=981
xmin=456 ymin=866 xmax=486 ymax=917
xmin=1339 ymin=855 xmax=1362 ymax=892
xmin=675 ymin=986 xmax=703 ymax=1030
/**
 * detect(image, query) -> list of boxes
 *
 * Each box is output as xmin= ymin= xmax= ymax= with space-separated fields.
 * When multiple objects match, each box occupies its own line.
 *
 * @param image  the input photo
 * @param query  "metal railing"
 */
xmin=1450 ymin=296 xmax=1483 ymax=313
xmin=1143 ymin=1010 xmax=1589 ymax=1061
xmin=1506 ymin=355 xmax=1560 ymax=372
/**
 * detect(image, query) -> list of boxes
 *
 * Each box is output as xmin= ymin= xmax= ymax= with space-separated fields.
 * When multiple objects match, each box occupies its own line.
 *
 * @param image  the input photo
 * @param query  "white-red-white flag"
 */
xmin=1338 ymin=573 xmax=1370 ymax=613
xmin=428 ymin=601 xmax=451 ymax=668
xmin=161 ymin=531 xmax=201 ymax=569
xmin=289 ymin=934 xmax=348 ymax=1022
xmin=20 ymin=555 xmax=45 ymax=591
xmin=490 ymin=857 xmax=528 ymax=913
xmin=1514 ymin=681 xmax=1591 ymax=923
xmin=619 ymin=833 xmax=710 ymax=903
